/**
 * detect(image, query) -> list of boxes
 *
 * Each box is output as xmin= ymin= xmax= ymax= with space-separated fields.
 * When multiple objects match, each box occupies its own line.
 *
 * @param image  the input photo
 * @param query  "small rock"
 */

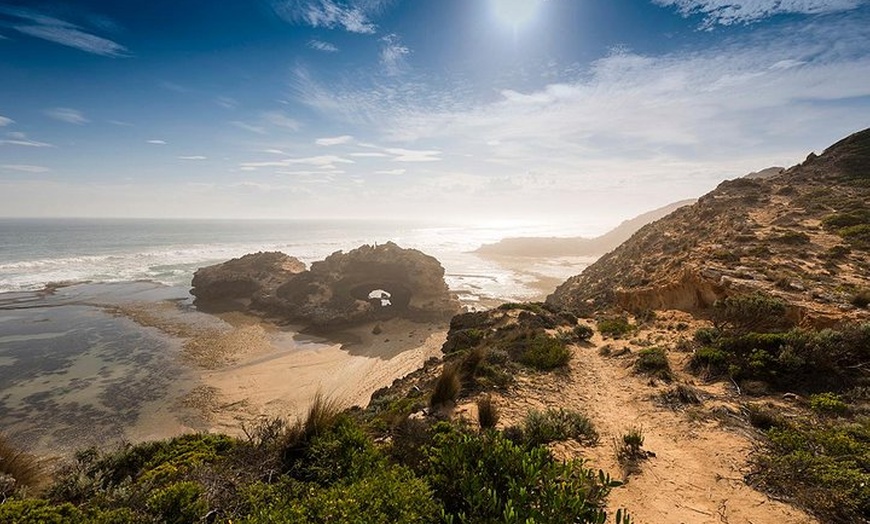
xmin=783 ymin=392 xmax=800 ymax=401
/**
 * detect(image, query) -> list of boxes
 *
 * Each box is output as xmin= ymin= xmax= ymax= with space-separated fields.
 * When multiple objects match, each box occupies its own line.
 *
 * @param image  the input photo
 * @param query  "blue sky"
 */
xmin=0 ymin=0 xmax=868 ymax=228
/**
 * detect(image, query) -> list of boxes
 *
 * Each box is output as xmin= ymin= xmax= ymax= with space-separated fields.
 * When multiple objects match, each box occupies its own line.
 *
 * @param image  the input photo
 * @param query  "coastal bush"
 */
xmin=689 ymin=324 xmax=870 ymax=392
xmin=750 ymin=416 xmax=870 ymax=523
xmin=476 ymin=395 xmax=500 ymax=429
xmin=0 ymin=499 xmax=84 ymax=523
xmin=658 ymin=384 xmax=702 ymax=408
xmin=711 ymin=292 xmax=789 ymax=334
xmin=145 ymin=481 xmax=207 ymax=524
xmin=0 ymin=434 xmax=44 ymax=497
xmin=809 ymin=392 xmax=849 ymax=417
xmin=430 ymin=365 xmax=461 ymax=408
xmin=615 ymin=427 xmax=647 ymax=477
xmin=521 ymin=408 xmax=599 ymax=447
xmin=292 ymin=417 xmax=383 ymax=485
xmin=633 ymin=347 xmax=672 ymax=381
xmin=427 ymin=428 xmax=621 ymax=523
xmin=838 ymin=224 xmax=870 ymax=248
xmin=573 ymin=324 xmax=594 ymax=342
xmin=515 ymin=332 xmax=572 ymax=370
xmin=851 ymin=289 xmax=870 ymax=308
xmin=597 ymin=317 xmax=635 ymax=338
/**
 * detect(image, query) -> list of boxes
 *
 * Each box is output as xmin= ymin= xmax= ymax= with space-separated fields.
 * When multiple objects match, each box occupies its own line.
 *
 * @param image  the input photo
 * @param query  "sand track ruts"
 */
xmin=491 ymin=330 xmax=817 ymax=524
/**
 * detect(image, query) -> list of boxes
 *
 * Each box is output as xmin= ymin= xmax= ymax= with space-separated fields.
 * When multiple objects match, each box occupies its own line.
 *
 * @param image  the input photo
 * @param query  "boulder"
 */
xmin=191 ymin=251 xmax=306 ymax=307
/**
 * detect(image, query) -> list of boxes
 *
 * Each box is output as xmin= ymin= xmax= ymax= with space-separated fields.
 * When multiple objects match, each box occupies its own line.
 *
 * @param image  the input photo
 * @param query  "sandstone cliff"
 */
xmin=547 ymin=128 xmax=870 ymax=326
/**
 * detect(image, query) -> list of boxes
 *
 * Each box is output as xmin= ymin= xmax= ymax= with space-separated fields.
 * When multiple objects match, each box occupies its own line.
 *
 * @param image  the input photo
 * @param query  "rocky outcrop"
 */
xmin=191 ymin=251 xmax=306 ymax=308
xmin=192 ymin=242 xmax=460 ymax=328
xmin=548 ymin=128 xmax=870 ymax=326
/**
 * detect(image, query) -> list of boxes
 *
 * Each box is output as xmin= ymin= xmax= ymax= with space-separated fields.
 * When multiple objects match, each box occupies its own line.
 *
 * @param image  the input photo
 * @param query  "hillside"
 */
xmin=548 ymin=129 xmax=870 ymax=326
xmin=475 ymin=199 xmax=695 ymax=257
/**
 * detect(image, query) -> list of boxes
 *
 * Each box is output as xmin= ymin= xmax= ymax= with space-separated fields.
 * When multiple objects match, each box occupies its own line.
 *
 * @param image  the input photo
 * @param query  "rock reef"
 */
xmin=191 ymin=242 xmax=459 ymax=328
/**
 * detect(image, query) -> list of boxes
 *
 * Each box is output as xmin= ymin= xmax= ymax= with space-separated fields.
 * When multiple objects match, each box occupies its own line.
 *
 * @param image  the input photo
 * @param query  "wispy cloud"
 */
xmin=179 ymin=155 xmax=207 ymax=160
xmin=375 ymin=168 xmax=406 ymax=175
xmin=0 ymin=115 xmax=13 ymax=126
xmin=290 ymin=13 xmax=870 ymax=202
xmin=231 ymin=121 xmax=267 ymax=134
xmin=384 ymin=147 xmax=440 ymax=162
xmin=271 ymin=0 xmax=385 ymax=33
xmin=108 ymin=119 xmax=134 ymax=127
xmin=146 ymin=139 xmax=166 ymax=145
xmin=653 ymin=0 xmax=865 ymax=27
xmin=262 ymin=111 xmax=301 ymax=130
xmin=308 ymin=39 xmax=339 ymax=52
xmin=0 ymin=6 xmax=128 ymax=56
xmin=215 ymin=96 xmax=238 ymax=109
xmin=380 ymin=33 xmax=410 ymax=75
xmin=0 ymin=131 xmax=53 ymax=147
xmin=240 ymin=155 xmax=355 ymax=172
xmin=316 ymin=134 xmax=354 ymax=146
xmin=45 ymin=107 xmax=89 ymax=124
xmin=1 ymin=164 xmax=50 ymax=173
xmin=350 ymin=151 xmax=389 ymax=157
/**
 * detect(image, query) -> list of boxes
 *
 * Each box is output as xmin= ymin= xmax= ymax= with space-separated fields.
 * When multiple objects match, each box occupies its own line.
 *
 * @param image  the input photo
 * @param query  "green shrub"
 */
xmin=838 ymin=224 xmax=870 ymax=247
xmin=430 ymin=365 xmax=461 ymax=408
xmin=751 ymin=417 xmax=870 ymax=523
xmin=0 ymin=499 xmax=83 ymax=523
xmin=809 ymin=392 xmax=849 ymax=416
xmin=615 ymin=427 xmax=647 ymax=477
xmin=428 ymin=429 xmax=620 ymax=523
xmin=597 ymin=317 xmax=635 ymax=338
xmin=518 ymin=333 xmax=572 ymax=370
xmin=145 ymin=481 xmax=208 ymax=524
xmin=573 ymin=324 xmax=594 ymax=341
xmin=476 ymin=395 xmax=500 ymax=429
xmin=693 ymin=327 xmax=721 ymax=345
xmin=293 ymin=416 xmax=383 ymax=485
xmin=689 ymin=346 xmax=730 ymax=376
xmin=822 ymin=210 xmax=870 ymax=230
xmin=712 ymin=292 xmax=789 ymax=334
xmin=851 ymin=289 xmax=870 ymax=308
xmin=633 ymin=347 xmax=672 ymax=381
xmin=522 ymin=408 xmax=599 ymax=447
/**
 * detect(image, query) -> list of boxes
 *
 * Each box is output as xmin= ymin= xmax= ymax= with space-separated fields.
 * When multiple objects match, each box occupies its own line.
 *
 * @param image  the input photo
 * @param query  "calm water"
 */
xmin=0 ymin=218 xmax=593 ymax=453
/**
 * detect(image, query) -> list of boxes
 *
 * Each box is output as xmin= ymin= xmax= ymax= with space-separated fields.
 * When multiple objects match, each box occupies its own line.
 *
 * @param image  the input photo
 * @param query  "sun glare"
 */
xmin=490 ymin=0 xmax=540 ymax=27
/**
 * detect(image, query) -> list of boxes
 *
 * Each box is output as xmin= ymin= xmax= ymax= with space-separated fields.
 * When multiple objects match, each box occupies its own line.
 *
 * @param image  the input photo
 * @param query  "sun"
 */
xmin=490 ymin=0 xmax=540 ymax=28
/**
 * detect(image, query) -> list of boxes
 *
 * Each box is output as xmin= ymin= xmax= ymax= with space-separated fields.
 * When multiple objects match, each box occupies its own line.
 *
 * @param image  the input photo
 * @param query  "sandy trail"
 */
xmin=491 ymin=317 xmax=817 ymax=524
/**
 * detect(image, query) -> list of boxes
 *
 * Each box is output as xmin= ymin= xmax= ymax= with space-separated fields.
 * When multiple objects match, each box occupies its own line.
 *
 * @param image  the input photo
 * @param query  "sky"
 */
xmin=0 ymin=0 xmax=868 ymax=230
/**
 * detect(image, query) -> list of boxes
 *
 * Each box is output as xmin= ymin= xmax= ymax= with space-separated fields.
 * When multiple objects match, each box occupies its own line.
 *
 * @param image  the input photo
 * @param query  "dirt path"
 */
xmin=493 ymin=327 xmax=817 ymax=524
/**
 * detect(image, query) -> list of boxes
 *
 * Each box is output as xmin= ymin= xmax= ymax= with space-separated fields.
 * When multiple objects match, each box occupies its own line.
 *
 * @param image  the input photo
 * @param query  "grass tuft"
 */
xmin=430 ymin=365 xmax=461 ymax=409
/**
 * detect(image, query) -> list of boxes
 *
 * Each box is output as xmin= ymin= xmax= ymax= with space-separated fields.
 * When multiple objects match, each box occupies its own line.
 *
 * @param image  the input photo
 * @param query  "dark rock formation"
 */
xmin=191 ymin=252 xmax=306 ymax=309
xmin=191 ymin=242 xmax=459 ymax=328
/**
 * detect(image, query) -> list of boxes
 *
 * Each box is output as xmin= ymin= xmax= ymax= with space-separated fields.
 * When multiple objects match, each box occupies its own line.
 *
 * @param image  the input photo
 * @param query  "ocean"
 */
xmin=0 ymin=218 xmax=595 ymax=454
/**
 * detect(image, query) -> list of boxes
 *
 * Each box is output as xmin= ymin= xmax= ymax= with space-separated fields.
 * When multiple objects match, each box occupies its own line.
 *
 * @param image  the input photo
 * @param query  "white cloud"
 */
xmin=375 ymin=168 xmax=406 ymax=175
xmin=108 ymin=119 xmax=134 ymax=126
xmin=272 ymin=0 xmax=391 ymax=33
xmin=179 ymin=155 xmax=207 ymax=160
xmin=0 ymin=133 xmax=53 ymax=147
xmin=316 ymin=134 xmax=354 ymax=146
xmin=240 ymin=155 xmax=355 ymax=171
xmin=231 ymin=121 xmax=267 ymax=134
xmin=1 ymin=164 xmax=50 ymax=173
xmin=262 ymin=111 xmax=301 ymax=130
xmin=384 ymin=147 xmax=441 ymax=162
xmin=653 ymin=0 xmax=865 ymax=27
xmin=380 ymin=33 xmax=410 ymax=76
xmin=0 ymin=115 xmax=13 ymax=126
xmin=308 ymin=39 xmax=339 ymax=52
xmin=0 ymin=6 xmax=128 ymax=56
xmin=45 ymin=107 xmax=89 ymax=125
xmin=147 ymin=139 xmax=166 ymax=145
xmin=350 ymin=152 xmax=389 ymax=157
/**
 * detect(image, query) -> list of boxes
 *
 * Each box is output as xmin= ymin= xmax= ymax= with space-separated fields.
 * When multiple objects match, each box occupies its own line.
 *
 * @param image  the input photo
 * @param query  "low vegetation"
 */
xmin=597 ymin=316 xmax=635 ymax=338
xmin=615 ymin=427 xmax=649 ymax=478
xmin=516 ymin=408 xmax=599 ymax=447
xmin=0 ymin=400 xmax=631 ymax=524
xmin=632 ymin=347 xmax=673 ymax=381
xmin=0 ymin=434 xmax=44 ymax=499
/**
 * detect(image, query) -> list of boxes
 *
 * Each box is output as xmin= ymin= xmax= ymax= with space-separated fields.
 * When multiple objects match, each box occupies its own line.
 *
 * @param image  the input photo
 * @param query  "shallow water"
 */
xmin=0 ymin=283 xmax=202 ymax=454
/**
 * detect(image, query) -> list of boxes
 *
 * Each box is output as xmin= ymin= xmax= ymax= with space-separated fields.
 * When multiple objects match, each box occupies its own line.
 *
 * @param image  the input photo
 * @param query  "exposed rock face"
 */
xmin=192 ymin=242 xmax=459 ymax=328
xmin=191 ymin=252 xmax=306 ymax=307
xmin=547 ymin=128 xmax=870 ymax=326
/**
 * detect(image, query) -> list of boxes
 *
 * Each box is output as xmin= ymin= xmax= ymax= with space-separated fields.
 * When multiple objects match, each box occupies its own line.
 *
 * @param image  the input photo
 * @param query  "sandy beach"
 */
xmin=109 ymin=299 xmax=448 ymax=437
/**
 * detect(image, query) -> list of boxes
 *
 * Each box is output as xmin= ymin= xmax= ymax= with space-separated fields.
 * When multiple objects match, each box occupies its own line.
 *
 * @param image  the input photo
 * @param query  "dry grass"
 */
xmin=0 ymin=434 xmax=45 ymax=497
xmin=430 ymin=365 xmax=461 ymax=409
xmin=476 ymin=395 xmax=500 ymax=429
